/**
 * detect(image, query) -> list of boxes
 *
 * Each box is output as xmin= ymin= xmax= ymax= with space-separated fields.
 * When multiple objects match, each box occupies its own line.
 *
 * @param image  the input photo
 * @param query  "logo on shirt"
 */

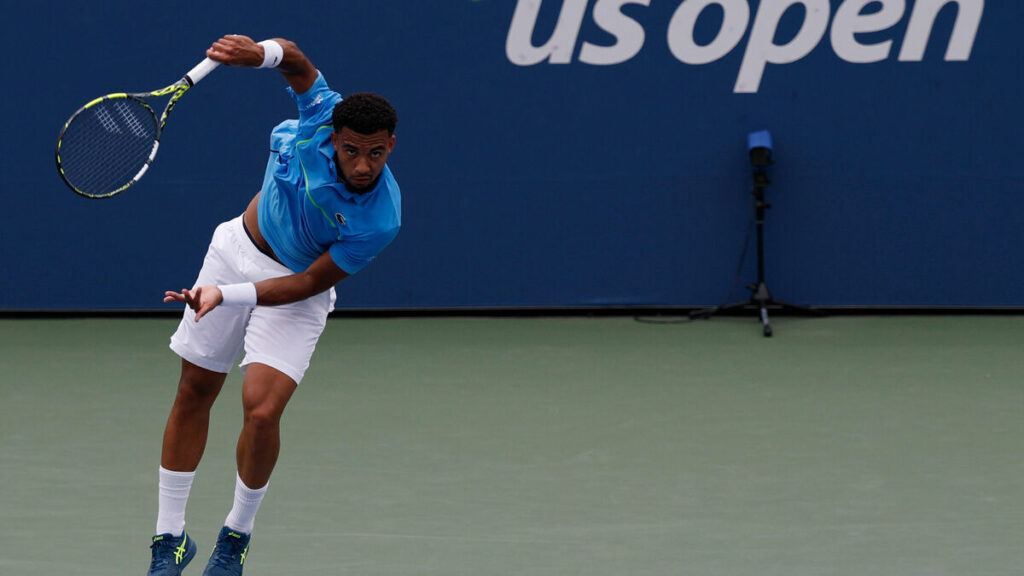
xmin=301 ymin=93 xmax=325 ymax=111
xmin=335 ymin=212 xmax=347 ymax=227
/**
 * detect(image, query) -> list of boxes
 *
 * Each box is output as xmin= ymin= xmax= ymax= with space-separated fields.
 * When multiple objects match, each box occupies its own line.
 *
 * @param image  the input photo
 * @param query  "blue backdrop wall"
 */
xmin=2 ymin=0 xmax=1020 ymax=310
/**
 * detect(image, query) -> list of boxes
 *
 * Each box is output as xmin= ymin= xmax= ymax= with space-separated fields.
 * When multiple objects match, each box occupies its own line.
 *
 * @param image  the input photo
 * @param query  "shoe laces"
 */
xmin=149 ymin=538 xmax=177 ymax=572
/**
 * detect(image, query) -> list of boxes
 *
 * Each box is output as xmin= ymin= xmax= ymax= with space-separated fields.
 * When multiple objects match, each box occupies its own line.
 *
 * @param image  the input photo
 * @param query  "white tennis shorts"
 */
xmin=169 ymin=215 xmax=336 ymax=385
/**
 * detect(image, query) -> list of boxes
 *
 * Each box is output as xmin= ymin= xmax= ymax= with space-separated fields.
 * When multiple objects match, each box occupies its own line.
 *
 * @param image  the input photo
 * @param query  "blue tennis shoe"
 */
xmin=148 ymin=532 xmax=196 ymax=576
xmin=202 ymin=526 xmax=251 ymax=576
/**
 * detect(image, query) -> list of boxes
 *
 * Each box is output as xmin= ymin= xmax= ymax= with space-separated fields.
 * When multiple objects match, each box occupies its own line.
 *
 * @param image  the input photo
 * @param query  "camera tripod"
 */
xmin=690 ymin=167 xmax=821 ymax=337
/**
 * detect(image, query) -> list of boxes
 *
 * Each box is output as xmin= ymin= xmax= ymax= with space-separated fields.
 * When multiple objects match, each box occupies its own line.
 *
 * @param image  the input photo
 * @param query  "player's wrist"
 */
xmin=218 ymin=282 xmax=258 ymax=306
xmin=257 ymin=40 xmax=284 ymax=69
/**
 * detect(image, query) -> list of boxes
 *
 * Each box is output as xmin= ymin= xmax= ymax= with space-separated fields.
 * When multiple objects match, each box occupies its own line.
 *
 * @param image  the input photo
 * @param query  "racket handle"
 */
xmin=184 ymin=58 xmax=221 ymax=86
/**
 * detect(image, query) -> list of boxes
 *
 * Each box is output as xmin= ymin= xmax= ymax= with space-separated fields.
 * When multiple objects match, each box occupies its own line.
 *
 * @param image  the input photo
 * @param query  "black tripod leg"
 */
xmin=689 ymin=307 xmax=717 ymax=320
xmin=689 ymin=300 xmax=751 ymax=320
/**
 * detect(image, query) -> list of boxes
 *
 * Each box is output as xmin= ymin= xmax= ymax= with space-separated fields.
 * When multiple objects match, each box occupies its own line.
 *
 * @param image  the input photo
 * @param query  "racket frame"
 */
xmin=55 ymin=58 xmax=220 ymax=199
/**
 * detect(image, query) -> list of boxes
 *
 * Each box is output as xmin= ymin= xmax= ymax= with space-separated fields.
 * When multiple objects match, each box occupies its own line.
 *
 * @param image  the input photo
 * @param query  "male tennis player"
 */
xmin=149 ymin=35 xmax=400 ymax=576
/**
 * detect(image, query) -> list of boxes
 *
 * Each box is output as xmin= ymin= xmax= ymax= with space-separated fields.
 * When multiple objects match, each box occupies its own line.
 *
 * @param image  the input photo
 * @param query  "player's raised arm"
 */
xmin=205 ymin=34 xmax=319 ymax=94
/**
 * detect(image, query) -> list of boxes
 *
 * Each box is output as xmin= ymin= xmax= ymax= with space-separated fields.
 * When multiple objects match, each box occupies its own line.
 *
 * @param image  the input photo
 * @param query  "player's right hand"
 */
xmin=206 ymin=35 xmax=263 ymax=67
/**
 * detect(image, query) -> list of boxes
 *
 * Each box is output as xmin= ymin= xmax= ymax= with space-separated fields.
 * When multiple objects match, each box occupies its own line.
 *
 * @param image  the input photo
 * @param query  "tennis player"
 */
xmin=149 ymin=35 xmax=400 ymax=576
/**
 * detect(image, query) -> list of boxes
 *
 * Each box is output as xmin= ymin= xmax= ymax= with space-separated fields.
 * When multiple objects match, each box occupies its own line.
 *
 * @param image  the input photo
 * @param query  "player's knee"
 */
xmin=243 ymin=403 xmax=283 ymax=434
xmin=175 ymin=362 xmax=226 ymax=408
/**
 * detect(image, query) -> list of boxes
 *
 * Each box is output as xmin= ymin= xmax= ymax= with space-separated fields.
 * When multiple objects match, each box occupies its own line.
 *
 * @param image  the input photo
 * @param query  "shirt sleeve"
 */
xmin=286 ymin=71 xmax=342 ymax=133
xmin=329 ymin=226 xmax=401 ymax=275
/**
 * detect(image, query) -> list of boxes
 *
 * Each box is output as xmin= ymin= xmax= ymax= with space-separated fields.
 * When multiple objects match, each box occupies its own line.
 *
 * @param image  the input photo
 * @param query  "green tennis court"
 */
xmin=2 ymin=315 xmax=1022 ymax=575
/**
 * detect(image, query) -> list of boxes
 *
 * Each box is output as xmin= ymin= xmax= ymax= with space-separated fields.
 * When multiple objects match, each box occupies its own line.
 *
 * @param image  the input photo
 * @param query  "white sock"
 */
xmin=223 ymin=473 xmax=269 ymax=534
xmin=156 ymin=467 xmax=195 ymax=536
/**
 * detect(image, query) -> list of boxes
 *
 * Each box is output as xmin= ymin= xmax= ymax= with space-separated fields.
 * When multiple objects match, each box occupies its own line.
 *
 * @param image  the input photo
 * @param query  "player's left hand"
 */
xmin=163 ymin=286 xmax=224 ymax=321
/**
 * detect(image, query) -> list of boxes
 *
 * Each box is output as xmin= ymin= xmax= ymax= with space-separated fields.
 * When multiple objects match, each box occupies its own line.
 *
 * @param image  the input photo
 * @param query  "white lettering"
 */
xmin=504 ymin=0 xmax=985 ymax=93
xmin=831 ymin=0 xmax=906 ymax=63
xmin=506 ymin=0 xmax=590 ymax=65
xmin=735 ymin=0 xmax=831 ymax=93
xmin=667 ymin=0 xmax=751 ymax=65
xmin=579 ymin=0 xmax=651 ymax=65
xmin=898 ymin=0 xmax=984 ymax=61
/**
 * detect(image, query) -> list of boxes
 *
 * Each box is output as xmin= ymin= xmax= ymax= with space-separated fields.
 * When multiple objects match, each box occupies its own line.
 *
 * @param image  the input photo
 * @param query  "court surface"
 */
xmin=1 ymin=315 xmax=1022 ymax=576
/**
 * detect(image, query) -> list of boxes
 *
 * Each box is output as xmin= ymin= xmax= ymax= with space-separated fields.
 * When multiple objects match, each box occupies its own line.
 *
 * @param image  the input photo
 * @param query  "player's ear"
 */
xmin=388 ymin=134 xmax=396 ymax=153
xmin=330 ymin=131 xmax=340 ymax=150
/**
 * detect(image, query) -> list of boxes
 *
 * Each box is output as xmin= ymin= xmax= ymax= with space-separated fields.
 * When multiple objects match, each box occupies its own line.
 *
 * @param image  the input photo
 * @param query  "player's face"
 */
xmin=331 ymin=127 xmax=395 ymax=192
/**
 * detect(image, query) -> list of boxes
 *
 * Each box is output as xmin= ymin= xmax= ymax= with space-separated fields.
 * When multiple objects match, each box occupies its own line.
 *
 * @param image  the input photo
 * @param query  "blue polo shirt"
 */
xmin=257 ymin=72 xmax=401 ymax=275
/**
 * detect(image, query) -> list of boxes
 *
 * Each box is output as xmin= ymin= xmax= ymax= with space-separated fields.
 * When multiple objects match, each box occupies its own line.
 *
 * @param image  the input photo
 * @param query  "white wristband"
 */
xmin=218 ymin=283 xmax=258 ymax=307
xmin=257 ymin=40 xmax=284 ymax=69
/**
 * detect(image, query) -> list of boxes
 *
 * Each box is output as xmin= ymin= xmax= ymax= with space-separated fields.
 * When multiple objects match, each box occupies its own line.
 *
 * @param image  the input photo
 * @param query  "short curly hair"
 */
xmin=332 ymin=92 xmax=397 ymax=136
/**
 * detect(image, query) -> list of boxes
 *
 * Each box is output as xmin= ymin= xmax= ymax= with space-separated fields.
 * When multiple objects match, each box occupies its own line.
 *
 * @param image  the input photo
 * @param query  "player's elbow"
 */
xmin=302 ymin=270 xmax=341 ymax=300
xmin=293 ymin=272 xmax=321 ymax=300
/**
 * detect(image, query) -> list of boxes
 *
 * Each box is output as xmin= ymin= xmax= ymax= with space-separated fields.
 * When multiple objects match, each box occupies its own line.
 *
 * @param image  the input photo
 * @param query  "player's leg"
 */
xmin=202 ymin=365 xmax=297 ymax=576
xmin=152 ymin=216 xmax=252 ymax=576
xmin=161 ymin=359 xmax=228 ymax=471
xmin=202 ymin=287 xmax=333 ymax=576
xmin=236 ymin=363 xmax=297 ymax=489
xmin=148 ymin=361 xmax=228 ymax=576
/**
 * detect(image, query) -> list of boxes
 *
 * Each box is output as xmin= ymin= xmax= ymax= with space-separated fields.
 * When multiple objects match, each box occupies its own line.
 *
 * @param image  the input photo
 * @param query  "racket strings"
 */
xmin=58 ymin=98 xmax=159 ymax=196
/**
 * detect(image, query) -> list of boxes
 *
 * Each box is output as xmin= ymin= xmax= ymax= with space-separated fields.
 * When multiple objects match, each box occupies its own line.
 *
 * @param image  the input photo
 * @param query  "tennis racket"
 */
xmin=55 ymin=57 xmax=220 ymax=199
